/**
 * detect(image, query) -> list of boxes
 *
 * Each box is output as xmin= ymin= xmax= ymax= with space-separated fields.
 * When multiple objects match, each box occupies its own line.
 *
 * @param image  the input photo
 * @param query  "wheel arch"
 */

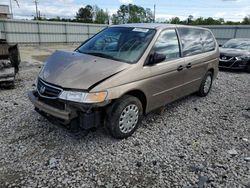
xmin=123 ymin=89 xmax=147 ymax=114
xmin=207 ymin=68 xmax=214 ymax=78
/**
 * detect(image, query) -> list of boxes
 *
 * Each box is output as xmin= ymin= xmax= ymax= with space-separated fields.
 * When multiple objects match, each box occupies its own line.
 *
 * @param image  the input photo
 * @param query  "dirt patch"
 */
xmin=32 ymin=55 xmax=49 ymax=62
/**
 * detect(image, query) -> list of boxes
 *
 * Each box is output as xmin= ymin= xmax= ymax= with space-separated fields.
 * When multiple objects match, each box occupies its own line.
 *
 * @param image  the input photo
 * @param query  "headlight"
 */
xmin=236 ymin=55 xmax=250 ymax=61
xmin=58 ymin=91 xmax=107 ymax=103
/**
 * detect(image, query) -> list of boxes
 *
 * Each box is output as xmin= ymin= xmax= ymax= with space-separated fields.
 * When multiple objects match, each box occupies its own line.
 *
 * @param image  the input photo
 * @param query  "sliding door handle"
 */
xmin=186 ymin=63 xmax=192 ymax=69
xmin=177 ymin=65 xmax=184 ymax=71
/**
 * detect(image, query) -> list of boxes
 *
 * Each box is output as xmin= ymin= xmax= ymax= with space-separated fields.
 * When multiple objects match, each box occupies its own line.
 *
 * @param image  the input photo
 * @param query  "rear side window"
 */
xmin=177 ymin=28 xmax=203 ymax=57
xmin=153 ymin=29 xmax=180 ymax=61
xmin=178 ymin=28 xmax=216 ymax=57
xmin=201 ymin=30 xmax=215 ymax=52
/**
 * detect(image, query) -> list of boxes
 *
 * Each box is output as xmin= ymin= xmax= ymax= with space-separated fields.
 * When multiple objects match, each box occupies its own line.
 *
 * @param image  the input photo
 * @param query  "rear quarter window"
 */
xmin=201 ymin=30 xmax=216 ymax=52
xmin=178 ymin=28 xmax=216 ymax=57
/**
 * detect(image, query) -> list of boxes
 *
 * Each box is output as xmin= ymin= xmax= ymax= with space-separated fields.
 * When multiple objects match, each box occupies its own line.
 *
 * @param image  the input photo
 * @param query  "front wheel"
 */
xmin=246 ymin=64 xmax=250 ymax=73
xmin=197 ymin=71 xmax=213 ymax=97
xmin=106 ymin=95 xmax=143 ymax=139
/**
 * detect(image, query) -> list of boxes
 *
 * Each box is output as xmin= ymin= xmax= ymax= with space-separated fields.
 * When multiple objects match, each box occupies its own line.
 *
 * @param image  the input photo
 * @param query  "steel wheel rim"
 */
xmin=119 ymin=104 xmax=139 ymax=134
xmin=204 ymin=75 xmax=212 ymax=93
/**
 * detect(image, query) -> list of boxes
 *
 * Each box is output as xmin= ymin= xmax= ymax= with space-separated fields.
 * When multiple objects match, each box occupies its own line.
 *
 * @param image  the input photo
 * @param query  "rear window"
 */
xmin=177 ymin=28 xmax=215 ymax=57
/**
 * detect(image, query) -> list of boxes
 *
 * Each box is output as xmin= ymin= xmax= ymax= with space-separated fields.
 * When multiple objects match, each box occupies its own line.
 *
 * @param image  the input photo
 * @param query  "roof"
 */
xmin=111 ymin=23 xmax=210 ymax=31
xmin=111 ymin=23 xmax=174 ymax=30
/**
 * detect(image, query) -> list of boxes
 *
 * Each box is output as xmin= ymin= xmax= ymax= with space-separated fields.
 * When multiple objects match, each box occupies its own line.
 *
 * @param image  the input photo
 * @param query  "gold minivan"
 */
xmin=28 ymin=23 xmax=219 ymax=138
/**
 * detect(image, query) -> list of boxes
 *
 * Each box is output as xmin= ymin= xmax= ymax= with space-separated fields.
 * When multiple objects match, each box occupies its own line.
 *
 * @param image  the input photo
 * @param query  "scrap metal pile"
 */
xmin=0 ymin=39 xmax=20 ymax=87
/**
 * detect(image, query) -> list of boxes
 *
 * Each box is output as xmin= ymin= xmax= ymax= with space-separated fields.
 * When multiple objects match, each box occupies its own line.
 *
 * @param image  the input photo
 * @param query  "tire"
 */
xmin=197 ymin=71 xmax=213 ymax=97
xmin=246 ymin=64 xmax=250 ymax=73
xmin=106 ymin=95 xmax=143 ymax=139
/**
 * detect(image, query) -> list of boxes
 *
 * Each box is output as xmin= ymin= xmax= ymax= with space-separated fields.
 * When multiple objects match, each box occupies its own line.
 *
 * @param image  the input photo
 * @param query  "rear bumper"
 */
xmin=28 ymin=91 xmax=76 ymax=121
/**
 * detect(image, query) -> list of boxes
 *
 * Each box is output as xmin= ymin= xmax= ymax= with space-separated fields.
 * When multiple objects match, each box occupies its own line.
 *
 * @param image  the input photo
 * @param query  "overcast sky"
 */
xmin=1 ymin=0 xmax=249 ymax=21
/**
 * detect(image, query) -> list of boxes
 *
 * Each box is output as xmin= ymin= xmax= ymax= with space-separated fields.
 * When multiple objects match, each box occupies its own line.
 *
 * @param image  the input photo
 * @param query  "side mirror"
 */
xmin=147 ymin=52 xmax=166 ymax=65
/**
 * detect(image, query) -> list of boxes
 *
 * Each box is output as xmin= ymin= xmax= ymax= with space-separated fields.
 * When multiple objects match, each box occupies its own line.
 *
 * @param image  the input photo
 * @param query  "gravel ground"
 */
xmin=0 ymin=46 xmax=249 ymax=187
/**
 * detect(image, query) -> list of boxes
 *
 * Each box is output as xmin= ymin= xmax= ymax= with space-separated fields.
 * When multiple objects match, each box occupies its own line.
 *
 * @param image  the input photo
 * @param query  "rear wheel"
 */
xmin=197 ymin=71 xmax=213 ymax=97
xmin=106 ymin=95 xmax=143 ymax=139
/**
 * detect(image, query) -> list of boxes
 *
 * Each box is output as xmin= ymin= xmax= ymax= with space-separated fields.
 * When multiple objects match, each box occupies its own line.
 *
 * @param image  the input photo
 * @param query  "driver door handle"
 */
xmin=186 ymin=63 xmax=192 ymax=69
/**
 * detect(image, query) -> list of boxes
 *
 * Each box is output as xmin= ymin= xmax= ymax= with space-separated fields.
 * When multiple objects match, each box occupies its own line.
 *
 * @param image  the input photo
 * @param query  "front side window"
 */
xmin=178 ymin=28 xmax=203 ymax=57
xmin=153 ymin=29 xmax=180 ymax=61
xmin=77 ymin=27 xmax=156 ymax=64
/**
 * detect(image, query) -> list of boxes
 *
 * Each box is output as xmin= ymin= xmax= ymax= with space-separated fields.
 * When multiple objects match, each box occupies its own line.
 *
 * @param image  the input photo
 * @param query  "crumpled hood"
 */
xmin=219 ymin=47 xmax=250 ymax=57
xmin=39 ymin=50 xmax=130 ymax=90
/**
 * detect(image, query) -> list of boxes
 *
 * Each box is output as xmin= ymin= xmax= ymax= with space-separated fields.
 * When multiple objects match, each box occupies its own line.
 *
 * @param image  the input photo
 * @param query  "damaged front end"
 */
xmin=28 ymin=78 xmax=111 ymax=131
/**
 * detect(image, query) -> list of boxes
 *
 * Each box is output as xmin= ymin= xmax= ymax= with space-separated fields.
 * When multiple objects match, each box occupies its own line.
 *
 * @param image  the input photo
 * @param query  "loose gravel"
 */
xmin=0 ymin=62 xmax=249 ymax=187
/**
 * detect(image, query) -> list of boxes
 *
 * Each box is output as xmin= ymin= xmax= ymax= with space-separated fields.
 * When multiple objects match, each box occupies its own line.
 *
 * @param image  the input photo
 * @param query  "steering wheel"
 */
xmin=101 ymin=36 xmax=118 ymax=51
xmin=117 ymin=38 xmax=144 ymax=57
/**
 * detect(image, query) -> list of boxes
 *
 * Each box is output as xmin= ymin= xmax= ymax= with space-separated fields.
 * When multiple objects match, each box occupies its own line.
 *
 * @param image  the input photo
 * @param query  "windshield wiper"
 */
xmin=76 ymin=50 xmax=129 ymax=62
xmin=83 ymin=52 xmax=122 ymax=61
xmin=84 ymin=52 xmax=113 ymax=59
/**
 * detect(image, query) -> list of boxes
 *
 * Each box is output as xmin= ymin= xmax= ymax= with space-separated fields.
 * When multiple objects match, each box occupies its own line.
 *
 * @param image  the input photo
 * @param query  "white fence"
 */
xmin=0 ymin=19 xmax=250 ymax=45
xmin=202 ymin=25 xmax=250 ymax=45
xmin=0 ymin=19 xmax=106 ymax=44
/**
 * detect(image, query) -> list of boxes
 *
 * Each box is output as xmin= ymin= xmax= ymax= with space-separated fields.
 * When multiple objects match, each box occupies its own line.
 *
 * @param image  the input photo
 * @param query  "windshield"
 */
xmin=222 ymin=39 xmax=250 ymax=51
xmin=77 ymin=27 xmax=156 ymax=63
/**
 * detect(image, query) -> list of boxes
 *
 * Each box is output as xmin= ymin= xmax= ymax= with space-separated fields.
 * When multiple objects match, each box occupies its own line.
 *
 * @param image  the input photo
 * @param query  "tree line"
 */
xmin=36 ymin=4 xmax=250 ymax=25
xmin=169 ymin=15 xmax=250 ymax=25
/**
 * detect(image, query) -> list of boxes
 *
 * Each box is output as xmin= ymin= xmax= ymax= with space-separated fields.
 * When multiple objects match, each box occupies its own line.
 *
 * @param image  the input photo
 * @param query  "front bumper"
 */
xmin=28 ymin=90 xmax=107 ymax=129
xmin=28 ymin=91 xmax=77 ymax=122
xmin=219 ymin=58 xmax=248 ymax=70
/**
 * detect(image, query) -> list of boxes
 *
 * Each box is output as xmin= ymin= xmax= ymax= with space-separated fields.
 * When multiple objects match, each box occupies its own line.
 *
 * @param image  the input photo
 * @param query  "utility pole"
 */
xmin=128 ymin=4 xmax=130 ymax=23
xmin=34 ymin=0 xmax=39 ymax=20
xmin=153 ymin=4 xmax=156 ymax=23
xmin=9 ymin=0 xmax=13 ymax=18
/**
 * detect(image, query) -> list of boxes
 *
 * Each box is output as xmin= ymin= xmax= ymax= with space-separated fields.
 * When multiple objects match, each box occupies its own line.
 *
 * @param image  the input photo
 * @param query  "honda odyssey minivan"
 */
xmin=28 ymin=23 xmax=219 ymax=139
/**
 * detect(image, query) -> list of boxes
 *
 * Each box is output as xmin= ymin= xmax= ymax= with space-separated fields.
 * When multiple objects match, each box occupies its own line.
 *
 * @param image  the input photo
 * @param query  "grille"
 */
xmin=219 ymin=61 xmax=233 ymax=67
xmin=37 ymin=79 xmax=62 ymax=98
xmin=220 ymin=55 xmax=234 ymax=61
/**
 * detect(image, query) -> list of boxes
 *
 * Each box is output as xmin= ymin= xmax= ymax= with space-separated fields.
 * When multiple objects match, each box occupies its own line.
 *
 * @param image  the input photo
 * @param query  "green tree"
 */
xmin=187 ymin=15 xmax=194 ymax=24
xmin=191 ymin=17 xmax=204 ymax=25
xmin=112 ymin=4 xmax=154 ymax=24
xmin=170 ymin=17 xmax=181 ymax=24
xmin=145 ymin=8 xmax=154 ymax=23
xmin=242 ymin=16 xmax=250 ymax=24
xmin=76 ymin=5 xmax=93 ymax=23
xmin=111 ymin=14 xmax=120 ymax=24
xmin=94 ymin=6 xmax=109 ymax=24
